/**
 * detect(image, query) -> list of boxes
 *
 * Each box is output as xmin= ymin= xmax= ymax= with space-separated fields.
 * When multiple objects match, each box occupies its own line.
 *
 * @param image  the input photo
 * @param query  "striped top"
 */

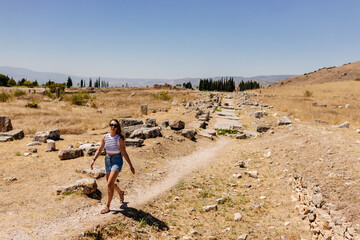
xmin=104 ymin=133 xmax=121 ymax=154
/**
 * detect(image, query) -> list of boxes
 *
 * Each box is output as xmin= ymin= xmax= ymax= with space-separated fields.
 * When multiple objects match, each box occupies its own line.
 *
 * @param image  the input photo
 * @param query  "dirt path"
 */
xmin=25 ymin=141 xmax=231 ymax=240
xmin=2 ymin=100 xmax=234 ymax=240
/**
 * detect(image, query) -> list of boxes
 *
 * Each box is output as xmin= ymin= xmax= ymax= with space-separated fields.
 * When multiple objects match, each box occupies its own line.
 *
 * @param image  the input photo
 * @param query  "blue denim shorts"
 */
xmin=105 ymin=153 xmax=123 ymax=174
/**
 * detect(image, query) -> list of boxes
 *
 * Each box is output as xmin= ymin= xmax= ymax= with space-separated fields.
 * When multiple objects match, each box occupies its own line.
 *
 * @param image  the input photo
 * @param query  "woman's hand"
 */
xmin=90 ymin=159 xmax=95 ymax=170
xmin=130 ymin=165 xmax=135 ymax=174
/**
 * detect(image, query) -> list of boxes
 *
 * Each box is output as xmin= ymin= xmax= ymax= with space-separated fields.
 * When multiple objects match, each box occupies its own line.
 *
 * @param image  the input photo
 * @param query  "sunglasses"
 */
xmin=109 ymin=124 xmax=118 ymax=128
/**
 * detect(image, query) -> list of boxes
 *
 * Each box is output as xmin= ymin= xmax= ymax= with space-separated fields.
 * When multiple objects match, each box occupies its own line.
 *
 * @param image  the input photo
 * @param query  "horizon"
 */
xmin=1 ymin=1 xmax=360 ymax=79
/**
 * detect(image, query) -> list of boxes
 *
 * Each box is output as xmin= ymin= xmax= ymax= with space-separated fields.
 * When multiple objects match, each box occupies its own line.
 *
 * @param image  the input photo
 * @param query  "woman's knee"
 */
xmin=107 ymin=181 xmax=115 ymax=189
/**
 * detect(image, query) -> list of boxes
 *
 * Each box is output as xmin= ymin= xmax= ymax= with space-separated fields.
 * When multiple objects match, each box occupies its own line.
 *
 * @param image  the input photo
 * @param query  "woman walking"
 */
xmin=90 ymin=119 xmax=135 ymax=214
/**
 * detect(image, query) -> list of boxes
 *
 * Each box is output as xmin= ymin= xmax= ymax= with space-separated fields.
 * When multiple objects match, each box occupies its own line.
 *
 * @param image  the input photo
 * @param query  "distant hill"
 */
xmin=0 ymin=66 xmax=294 ymax=87
xmin=273 ymin=61 xmax=360 ymax=87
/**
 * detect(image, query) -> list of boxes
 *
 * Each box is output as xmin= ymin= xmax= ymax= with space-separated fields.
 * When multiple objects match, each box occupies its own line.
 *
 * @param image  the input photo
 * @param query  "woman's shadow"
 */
xmin=111 ymin=202 xmax=169 ymax=231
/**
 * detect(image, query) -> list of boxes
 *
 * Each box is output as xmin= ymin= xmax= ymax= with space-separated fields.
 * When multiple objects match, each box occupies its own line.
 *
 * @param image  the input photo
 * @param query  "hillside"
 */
xmin=273 ymin=60 xmax=360 ymax=87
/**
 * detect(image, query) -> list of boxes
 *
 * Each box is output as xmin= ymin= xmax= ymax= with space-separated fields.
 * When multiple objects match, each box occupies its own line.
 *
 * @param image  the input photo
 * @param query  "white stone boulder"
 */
xmin=56 ymin=179 xmax=97 ymax=195
xmin=58 ymin=148 xmax=83 ymax=160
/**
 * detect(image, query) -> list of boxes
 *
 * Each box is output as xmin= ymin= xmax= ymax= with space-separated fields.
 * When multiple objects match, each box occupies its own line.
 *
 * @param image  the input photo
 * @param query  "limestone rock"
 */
xmin=181 ymin=129 xmax=196 ymax=140
xmin=123 ymin=124 xmax=147 ymax=137
xmin=312 ymin=193 xmax=324 ymax=208
xmin=244 ymin=171 xmax=258 ymax=178
xmin=198 ymin=131 xmax=213 ymax=140
xmin=46 ymin=139 xmax=56 ymax=151
xmin=33 ymin=129 xmax=61 ymax=143
xmin=84 ymin=147 xmax=98 ymax=156
xmin=27 ymin=141 xmax=41 ymax=146
xmin=125 ymin=138 xmax=144 ymax=147
xmin=0 ymin=129 xmax=24 ymax=140
xmin=203 ymin=205 xmax=217 ymax=212
xmin=58 ymin=148 xmax=83 ymax=160
xmin=76 ymin=166 xmax=105 ymax=179
xmin=256 ymin=125 xmax=271 ymax=133
xmin=234 ymin=213 xmax=242 ymax=221
xmin=0 ymin=136 xmax=13 ymax=142
xmin=160 ymin=121 xmax=169 ymax=128
xmin=56 ymin=179 xmax=97 ymax=195
xmin=26 ymin=147 xmax=38 ymax=153
xmin=141 ymin=104 xmax=148 ymax=115
xmin=243 ymin=130 xmax=260 ymax=138
xmin=237 ymin=234 xmax=248 ymax=240
xmin=3 ymin=177 xmax=17 ymax=182
xmin=130 ymin=126 xmax=162 ymax=139
xmin=0 ymin=116 xmax=12 ymax=132
xmin=232 ymin=173 xmax=242 ymax=179
xmin=235 ymin=161 xmax=245 ymax=168
xmin=277 ymin=117 xmax=292 ymax=126
xmin=235 ymin=133 xmax=247 ymax=139
xmin=332 ymin=121 xmax=350 ymax=128
xmin=145 ymin=118 xmax=157 ymax=127
xmin=170 ymin=120 xmax=185 ymax=130
xmin=254 ymin=111 xmax=263 ymax=119
xmin=119 ymin=118 xmax=143 ymax=127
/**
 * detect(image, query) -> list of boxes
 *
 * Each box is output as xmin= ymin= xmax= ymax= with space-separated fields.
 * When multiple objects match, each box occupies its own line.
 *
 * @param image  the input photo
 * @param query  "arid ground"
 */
xmin=0 ymin=80 xmax=359 ymax=239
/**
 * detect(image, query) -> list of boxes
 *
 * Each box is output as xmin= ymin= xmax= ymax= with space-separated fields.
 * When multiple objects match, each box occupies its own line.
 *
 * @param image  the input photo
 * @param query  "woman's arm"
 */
xmin=119 ymin=138 xmax=135 ymax=174
xmin=90 ymin=135 xmax=105 ymax=170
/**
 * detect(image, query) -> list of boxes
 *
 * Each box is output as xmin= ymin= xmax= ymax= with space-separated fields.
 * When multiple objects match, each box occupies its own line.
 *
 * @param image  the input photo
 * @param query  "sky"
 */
xmin=1 ymin=0 xmax=360 ymax=79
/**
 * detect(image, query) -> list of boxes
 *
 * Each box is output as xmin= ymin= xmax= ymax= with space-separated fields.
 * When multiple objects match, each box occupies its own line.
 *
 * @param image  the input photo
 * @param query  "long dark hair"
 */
xmin=110 ymin=119 xmax=125 ymax=139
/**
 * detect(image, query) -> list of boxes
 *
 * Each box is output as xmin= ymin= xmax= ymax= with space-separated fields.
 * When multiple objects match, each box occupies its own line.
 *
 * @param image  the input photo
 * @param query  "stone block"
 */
xmin=58 ymin=148 xmax=83 ymax=160
xmin=0 ymin=129 xmax=24 ymax=140
xmin=76 ymin=166 xmax=105 ymax=179
xmin=0 ymin=116 xmax=12 ymax=132
xmin=130 ymin=126 xmax=162 ymax=139
xmin=125 ymin=138 xmax=144 ymax=147
xmin=181 ymin=129 xmax=196 ymax=140
xmin=169 ymin=120 xmax=185 ymax=130
xmin=123 ymin=124 xmax=147 ymax=137
xmin=56 ymin=179 xmax=97 ymax=195
xmin=145 ymin=118 xmax=157 ymax=127
xmin=141 ymin=104 xmax=148 ymax=115
xmin=119 ymin=118 xmax=143 ymax=127
xmin=0 ymin=136 xmax=13 ymax=142
xmin=33 ymin=129 xmax=60 ymax=143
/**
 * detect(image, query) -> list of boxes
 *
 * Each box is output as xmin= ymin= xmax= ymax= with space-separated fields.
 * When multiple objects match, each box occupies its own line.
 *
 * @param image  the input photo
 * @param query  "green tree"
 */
xmin=7 ymin=78 xmax=16 ymax=87
xmin=0 ymin=74 xmax=9 ymax=86
xmin=66 ymin=76 xmax=73 ymax=88
xmin=89 ymin=78 xmax=92 ymax=87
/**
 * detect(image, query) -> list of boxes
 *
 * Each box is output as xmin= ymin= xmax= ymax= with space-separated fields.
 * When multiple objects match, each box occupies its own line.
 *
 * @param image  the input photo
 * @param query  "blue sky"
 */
xmin=1 ymin=0 xmax=359 ymax=79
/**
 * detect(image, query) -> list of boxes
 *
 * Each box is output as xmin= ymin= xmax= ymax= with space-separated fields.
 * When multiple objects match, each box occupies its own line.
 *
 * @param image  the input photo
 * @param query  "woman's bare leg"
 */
xmin=106 ymin=170 xmax=120 ymax=209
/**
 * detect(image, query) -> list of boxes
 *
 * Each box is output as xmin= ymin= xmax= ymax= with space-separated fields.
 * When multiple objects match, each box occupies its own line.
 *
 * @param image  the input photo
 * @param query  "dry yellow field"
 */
xmin=258 ymin=80 xmax=360 ymax=126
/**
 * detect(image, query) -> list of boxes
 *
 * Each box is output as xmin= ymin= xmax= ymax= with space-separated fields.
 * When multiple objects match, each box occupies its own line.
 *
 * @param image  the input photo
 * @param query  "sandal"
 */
xmin=100 ymin=206 xmax=110 ymax=214
xmin=119 ymin=191 xmax=125 ymax=204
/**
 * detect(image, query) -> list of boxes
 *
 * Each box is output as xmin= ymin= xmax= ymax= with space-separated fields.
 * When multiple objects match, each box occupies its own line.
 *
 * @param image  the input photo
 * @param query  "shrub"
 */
xmin=25 ymin=99 xmax=38 ymax=108
xmin=304 ymin=90 xmax=313 ymax=98
xmin=0 ymin=92 xmax=11 ymax=102
xmin=13 ymin=89 xmax=27 ymax=97
xmin=216 ymin=129 xmax=240 ymax=135
xmin=355 ymin=78 xmax=360 ymax=81
xmin=44 ymin=90 xmax=55 ymax=99
xmin=152 ymin=91 xmax=172 ymax=101
xmin=69 ymin=91 xmax=91 ymax=105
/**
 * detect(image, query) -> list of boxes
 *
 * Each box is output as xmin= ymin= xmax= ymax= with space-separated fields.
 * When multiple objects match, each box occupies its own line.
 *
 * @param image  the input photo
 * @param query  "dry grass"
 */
xmin=258 ymin=80 xmax=360 ymax=125
xmin=0 ymin=88 xmax=199 ymax=135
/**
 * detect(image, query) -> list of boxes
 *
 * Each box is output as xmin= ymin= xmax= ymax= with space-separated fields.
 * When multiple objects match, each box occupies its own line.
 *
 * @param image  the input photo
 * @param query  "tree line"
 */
xmin=238 ymin=80 xmax=261 ymax=91
xmin=199 ymin=77 xmax=236 ymax=92
xmin=0 ymin=74 xmax=109 ymax=89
